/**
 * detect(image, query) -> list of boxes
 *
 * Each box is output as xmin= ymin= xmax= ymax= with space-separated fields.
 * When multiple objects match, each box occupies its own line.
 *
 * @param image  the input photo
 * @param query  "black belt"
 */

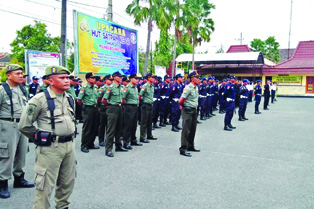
xmin=109 ymin=104 xmax=122 ymax=106
xmin=53 ymin=134 xmax=74 ymax=143
xmin=126 ymin=104 xmax=139 ymax=106
xmin=143 ymin=103 xmax=153 ymax=106
xmin=0 ymin=118 xmax=20 ymax=122
xmin=85 ymin=105 xmax=97 ymax=107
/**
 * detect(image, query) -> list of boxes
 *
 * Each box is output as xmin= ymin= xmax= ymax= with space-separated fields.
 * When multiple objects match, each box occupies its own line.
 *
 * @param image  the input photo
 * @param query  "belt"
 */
xmin=85 ymin=105 xmax=97 ymax=107
xmin=53 ymin=134 xmax=74 ymax=143
xmin=226 ymin=98 xmax=235 ymax=102
xmin=208 ymin=94 xmax=214 ymax=96
xmin=126 ymin=104 xmax=139 ymax=106
xmin=256 ymin=94 xmax=261 ymax=96
xmin=172 ymin=98 xmax=179 ymax=102
xmin=199 ymin=95 xmax=207 ymax=98
xmin=143 ymin=103 xmax=153 ymax=106
xmin=109 ymin=104 xmax=122 ymax=106
xmin=153 ymin=98 xmax=160 ymax=101
xmin=240 ymin=96 xmax=248 ymax=98
xmin=161 ymin=96 xmax=169 ymax=99
xmin=0 ymin=118 xmax=20 ymax=122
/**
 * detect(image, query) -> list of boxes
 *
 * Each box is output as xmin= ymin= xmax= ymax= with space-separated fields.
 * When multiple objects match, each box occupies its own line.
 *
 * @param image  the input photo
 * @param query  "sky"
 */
xmin=0 ymin=0 xmax=313 ymax=55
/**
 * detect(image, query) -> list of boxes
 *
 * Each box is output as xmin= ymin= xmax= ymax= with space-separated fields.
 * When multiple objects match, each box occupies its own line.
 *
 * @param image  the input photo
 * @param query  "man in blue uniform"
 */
xmin=206 ymin=77 xmax=216 ymax=118
xmin=213 ymin=80 xmax=219 ymax=111
xmin=254 ymin=80 xmax=262 ymax=114
xmin=219 ymin=79 xmax=226 ymax=114
xmin=223 ymin=75 xmax=237 ymax=131
xmin=28 ymin=76 xmax=39 ymax=98
xmin=238 ymin=79 xmax=249 ymax=121
xmin=198 ymin=78 xmax=207 ymax=120
xmin=152 ymin=76 xmax=161 ymax=129
xmin=159 ymin=75 xmax=171 ymax=126
xmin=170 ymin=74 xmax=184 ymax=132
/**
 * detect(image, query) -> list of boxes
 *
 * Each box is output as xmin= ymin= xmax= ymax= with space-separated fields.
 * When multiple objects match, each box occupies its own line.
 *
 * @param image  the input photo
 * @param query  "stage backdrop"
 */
xmin=73 ymin=11 xmax=138 ymax=75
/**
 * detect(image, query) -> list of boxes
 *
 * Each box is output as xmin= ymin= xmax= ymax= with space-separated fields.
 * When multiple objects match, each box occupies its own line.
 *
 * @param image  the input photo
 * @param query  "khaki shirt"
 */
xmin=77 ymin=83 xmax=98 ymax=105
xmin=139 ymin=82 xmax=154 ymax=104
xmin=18 ymin=87 xmax=75 ymax=139
xmin=122 ymin=83 xmax=139 ymax=105
xmin=103 ymin=82 xmax=123 ymax=105
xmin=0 ymin=81 xmax=28 ymax=118
xmin=181 ymin=83 xmax=199 ymax=108
xmin=66 ymin=85 xmax=77 ymax=100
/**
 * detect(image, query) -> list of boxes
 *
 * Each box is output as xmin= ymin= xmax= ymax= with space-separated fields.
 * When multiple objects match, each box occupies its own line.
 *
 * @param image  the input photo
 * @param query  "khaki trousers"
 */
xmin=180 ymin=107 xmax=198 ymax=152
xmin=33 ymin=141 xmax=76 ymax=209
xmin=0 ymin=120 xmax=28 ymax=180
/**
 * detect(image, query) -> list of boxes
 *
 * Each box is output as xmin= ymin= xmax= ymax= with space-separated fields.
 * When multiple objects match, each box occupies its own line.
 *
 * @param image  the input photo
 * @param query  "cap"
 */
xmin=42 ymin=75 xmax=48 ymax=80
xmin=175 ymin=74 xmax=182 ymax=79
xmin=188 ymin=71 xmax=200 ymax=79
xmin=129 ymin=74 xmax=140 ymax=79
xmin=164 ymin=75 xmax=170 ymax=80
xmin=215 ymin=80 xmax=219 ymax=82
xmin=256 ymin=79 xmax=262 ymax=83
xmin=112 ymin=71 xmax=123 ymax=77
xmin=170 ymin=78 xmax=174 ymax=81
xmin=158 ymin=76 xmax=162 ymax=82
xmin=32 ymin=76 xmax=39 ymax=80
xmin=122 ymin=76 xmax=130 ymax=82
xmin=85 ymin=72 xmax=97 ymax=79
xmin=202 ymin=77 xmax=207 ymax=81
xmin=229 ymin=75 xmax=236 ymax=79
xmin=103 ymin=75 xmax=111 ymax=80
xmin=243 ymin=79 xmax=249 ymax=83
xmin=5 ymin=64 xmax=23 ymax=73
xmin=146 ymin=72 xmax=154 ymax=78
xmin=23 ymin=74 xmax=29 ymax=78
xmin=95 ymin=76 xmax=101 ymax=81
xmin=223 ymin=79 xmax=226 ymax=82
xmin=45 ymin=65 xmax=70 ymax=76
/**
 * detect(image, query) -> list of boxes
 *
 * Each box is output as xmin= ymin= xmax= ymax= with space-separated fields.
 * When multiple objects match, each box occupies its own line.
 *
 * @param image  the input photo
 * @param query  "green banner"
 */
xmin=272 ymin=76 xmax=302 ymax=85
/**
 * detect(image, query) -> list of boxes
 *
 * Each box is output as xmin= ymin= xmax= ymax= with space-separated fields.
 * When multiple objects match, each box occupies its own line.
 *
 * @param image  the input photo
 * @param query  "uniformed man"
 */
xmin=122 ymin=73 xmax=142 ymax=149
xmin=97 ymin=75 xmax=112 ymax=147
xmin=218 ymin=79 xmax=226 ymax=114
xmin=77 ymin=72 xmax=100 ymax=153
xmin=198 ymin=78 xmax=207 ymax=120
xmin=139 ymin=73 xmax=157 ymax=143
xmin=95 ymin=76 xmax=104 ymax=89
xmin=36 ymin=75 xmax=50 ymax=93
xmin=18 ymin=65 xmax=76 ymax=209
xmin=254 ymin=80 xmax=262 ymax=114
xmin=22 ymin=74 xmax=30 ymax=99
xmin=206 ymin=77 xmax=215 ymax=118
xmin=170 ymin=74 xmax=184 ymax=132
xmin=223 ymin=75 xmax=237 ymax=131
xmin=0 ymin=64 xmax=34 ymax=199
xmin=178 ymin=71 xmax=201 ymax=157
xmin=67 ymin=75 xmax=78 ymax=100
xmin=102 ymin=71 xmax=128 ymax=157
xmin=29 ymin=76 xmax=39 ymax=98
xmin=152 ymin=76 xmax=161 ymax=129
xmin=238 ymin=79 xmax=249 ymax=121
xmin=263 ymin=80 xmax=271 ymax=110
xmin=74 ymin=78 xmax=83 ymax=123
xmin=159 ymin=75 xmax=171 ymax=126
xmin=137 ymin=77 xmax=145 ymax=125
xmin=213 ymin=80 xmax=219 ymax=111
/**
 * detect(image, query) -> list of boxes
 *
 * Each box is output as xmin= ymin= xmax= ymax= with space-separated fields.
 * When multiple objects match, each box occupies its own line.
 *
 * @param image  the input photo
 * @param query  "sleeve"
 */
xmin=103 ymin=87 xmax=111 ymax=100
xmin=98 ymin=87 xmax=105 ymax=98
xmin=139 ymin=84 xmax=146 ymax=97
xmin=77 ymin=87 xmax=85 ymax=100
xmin=181 ymin=86 xmax=190 ymax=98
xmin=18 ymin=99 xmax=41 ymax=140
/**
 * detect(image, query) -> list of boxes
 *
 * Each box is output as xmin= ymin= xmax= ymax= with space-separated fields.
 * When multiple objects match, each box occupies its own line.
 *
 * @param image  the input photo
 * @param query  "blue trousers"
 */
xmin=198 ymin=97 xmax=206 ymax=117
xmin=238 ymin=99 xmax=247 ymax=117
xmin=255 ymin=96 xmax=261 ymax=112
xmin=224 ymin=101 xmax=234 ymax=125
xmin=171 ymin=100 xmax=181 ymax=125
xmin=160 ymin=98 xmax=170 ymax=122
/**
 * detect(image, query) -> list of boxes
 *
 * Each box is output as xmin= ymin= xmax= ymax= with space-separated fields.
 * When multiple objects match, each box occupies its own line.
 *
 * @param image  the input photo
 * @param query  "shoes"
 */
xmin=264 ymin=108 xmax=269 ymax=110
xmin=197 ymin=120 xmax=202 ymax=124
xmin=224 ymin=125 xmax=232 ymax=131
xmin=99 ymin=142 xmax=106 ymax=147
xmin=147 ymin=136 xmax=157 ymax=140
xmin=79 ymin=120 xmax=83 ymax=123
xmin=106 ymin=151 xmax=114 ymax=157
xmin=88 ymin=144 xmax=100 ymax=149
xmin=81 ymin=147 xmax=89 ymax=153
xmin=13 ymin=173 xmax=35 ymax=188
xmin=243 ymin=116 xmax=248 ymax=120
xmin=123 ymin=145 xmax=133 ymax=150
xmin=200 ymin=116 xmax=206 ymax=120
xmin=153 ymin=123 xmax=161 ymax=129
xmin=219 ymin=111 xmax=224 ymax=114
xmin=171 ymin=125 xmax=179 ymax=132
xmin=131 ymin=142 xmax=143 ymax=146
xmin=210 ymin=112 xmax=216 ymax=116
xmin=0 ymin=180 xmax=10 ymax=199
xmin=175 ymin=125 xmax=182 ymax=130
xmin=140 ymin=139 xmax=150 ymax=143
xmin=159 ymin=122 xmax=166 ymax=127
xmin=229 ymin=124 xmax=236 ymax=129
xmin=115 ymin=146 xmax=128 ymax=152
xmin=164 ymin=121 xmax=170 ymax=125
xmin=180 ymin=151 xmax=192 ymax=157
xmin=187 ymin=147 xmax=200 ymax=152
xmin=238 ymin=116 xmax=245 ymax=121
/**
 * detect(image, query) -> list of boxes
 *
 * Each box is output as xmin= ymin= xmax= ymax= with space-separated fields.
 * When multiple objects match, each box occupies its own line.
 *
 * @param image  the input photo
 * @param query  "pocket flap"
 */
xmin=34 ymin=165 xmax=47 ymax=176
xmin=0 ymin=143 xmax=8 ymax=149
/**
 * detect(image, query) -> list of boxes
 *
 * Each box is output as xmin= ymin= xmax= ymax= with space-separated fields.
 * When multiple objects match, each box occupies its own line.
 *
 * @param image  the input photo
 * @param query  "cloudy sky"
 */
xmin=0 ymin=0 xmax=313 ymax=54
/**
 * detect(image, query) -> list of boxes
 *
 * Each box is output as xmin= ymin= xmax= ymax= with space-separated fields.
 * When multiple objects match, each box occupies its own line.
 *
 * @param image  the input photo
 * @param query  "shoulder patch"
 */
xmin=26 ymin=104 xmax=36 ymax=115
xmin=106 ymin=88 xmax=111 ymax=94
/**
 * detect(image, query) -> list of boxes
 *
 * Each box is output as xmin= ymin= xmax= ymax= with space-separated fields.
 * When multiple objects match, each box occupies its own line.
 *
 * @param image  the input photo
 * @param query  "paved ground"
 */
xmin=2 ymin=98 xmax=314 ymax=209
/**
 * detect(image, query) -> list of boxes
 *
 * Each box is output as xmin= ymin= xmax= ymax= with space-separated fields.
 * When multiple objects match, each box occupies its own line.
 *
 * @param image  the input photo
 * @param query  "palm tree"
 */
xmin=126 ymin=0 xmax=173 ymax=75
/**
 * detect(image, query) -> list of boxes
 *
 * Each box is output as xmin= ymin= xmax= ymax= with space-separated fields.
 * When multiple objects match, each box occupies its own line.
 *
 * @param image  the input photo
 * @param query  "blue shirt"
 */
xmin=160 ymin=82 xmax=171 ymax=97
xmin=153 ymin=83 xmax=161 ymax=98
xmin=224 ymin=83 xmax=235 ymax=99
xmin=199 ymin=83 xmax=207 ymax=96
xmin=254 ymin=84 xmax=262 ymax=95
xmin=170 ymin=81 xmax=184 ymax=99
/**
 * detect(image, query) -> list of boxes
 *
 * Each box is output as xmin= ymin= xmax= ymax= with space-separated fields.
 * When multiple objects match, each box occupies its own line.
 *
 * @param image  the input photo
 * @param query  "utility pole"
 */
xmin=288 ymin=0 xmax=293 ymax=59
xmin=60 ymin=0 xmax=67 ymax=67
xmin=235 ymin=32 xmax=244 ymax=45
xmin=108 ymin=0 xmax=113 ymax=21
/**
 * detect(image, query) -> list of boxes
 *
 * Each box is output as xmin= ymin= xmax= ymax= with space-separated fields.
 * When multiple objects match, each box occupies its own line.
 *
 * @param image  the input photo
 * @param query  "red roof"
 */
xmin=274 ymin=41 xmax=314 ymax=69
xmin=226 ymin=45 xmax=251 ymax=53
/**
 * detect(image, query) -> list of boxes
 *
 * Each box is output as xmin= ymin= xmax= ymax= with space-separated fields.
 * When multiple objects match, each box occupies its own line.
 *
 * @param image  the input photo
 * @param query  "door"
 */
xmin=306 ymin=76 xmax=314 ymax=93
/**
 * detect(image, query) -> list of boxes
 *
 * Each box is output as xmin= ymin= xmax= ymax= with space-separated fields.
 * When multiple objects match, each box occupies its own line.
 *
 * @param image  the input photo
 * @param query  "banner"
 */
xmin=176 ymin=68 xmax=184 ymax=77
xmin=272 ymin=76 xmax=302 ymax=86
xmin=155 ymin=65 xmax=166 ymax=79
xmin=25 ymin=50 xmax=61 ymax=83
xmin=73 ymin=11 xmax=138 ymax=75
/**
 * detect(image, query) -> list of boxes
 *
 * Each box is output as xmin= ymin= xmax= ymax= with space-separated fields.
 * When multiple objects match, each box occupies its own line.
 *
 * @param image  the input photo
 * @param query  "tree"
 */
xmin=126 ymin=0 xmax=173 ymax=75
xmin=250 ymin=36 xmax=280 ymax=63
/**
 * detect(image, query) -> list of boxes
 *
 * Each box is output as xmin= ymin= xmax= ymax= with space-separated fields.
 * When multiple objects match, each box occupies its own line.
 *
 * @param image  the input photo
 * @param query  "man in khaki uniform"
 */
xmin=178 ymin=71 xmax=201 ymax=157
xmin=0 ymin=64 xmax=34 ymax=199
xmin=18 ymin=65 xmax=76 ymax=209
xmin=139 ymin=73 xmax=157 ymax=143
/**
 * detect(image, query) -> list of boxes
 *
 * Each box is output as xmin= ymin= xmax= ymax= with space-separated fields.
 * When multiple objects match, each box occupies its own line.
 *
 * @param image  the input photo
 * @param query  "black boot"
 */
xmin=13 ymin=173 xmax=35 ymax=188
xmin=0 ymin=180 xmax=10 ymax=199
xmin=159 ymin=122 xmax=166 ymax=127
xmin=243 ymin=115 xmax=248 ymax=120
xmin=153 ymin=123 xmax=161 ymax=129
xmin=171 ymin=125 xmax=179 ymax=132
xmin=238 ymin=116 xmax=245 ymax=121
xmin=175 ymin=124 xmax=182 ymax=130
xmin=229 ymin=124 xmax=236 ymax=129
xmin=210 ymin=111 xmax=216 ymax=116
xmin=224 ymin=124 xmax=232 ymax=131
